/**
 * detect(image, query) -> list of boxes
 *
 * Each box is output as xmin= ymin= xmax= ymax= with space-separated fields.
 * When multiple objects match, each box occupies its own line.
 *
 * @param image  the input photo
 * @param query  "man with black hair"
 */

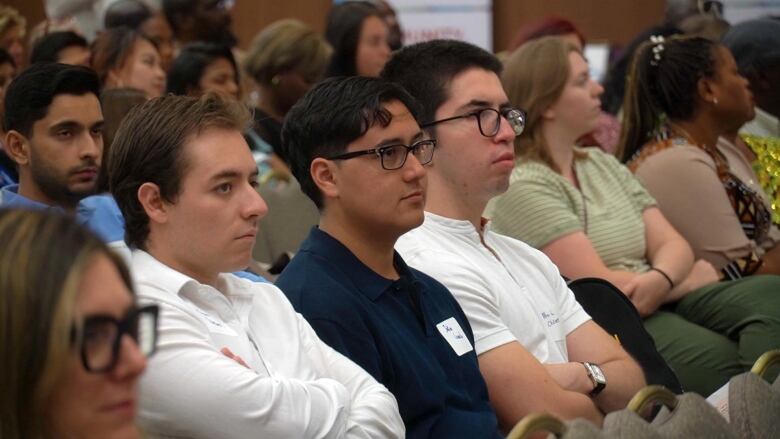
xmin=276 ymin=76 xmax=501 ymax=438
xmin=107 ymin=92 xmax=403 ymax=438
xmin=0 ymin=63 xmax=125 ymax=252
xmin=382 ymin=39 xmax=645 ymax=430
xmin=30 ymin=31 xmax=90 ymax=67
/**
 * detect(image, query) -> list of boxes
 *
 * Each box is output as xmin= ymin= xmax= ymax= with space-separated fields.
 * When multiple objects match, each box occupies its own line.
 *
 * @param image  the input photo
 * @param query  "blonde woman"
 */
xmin=244 ymin=19 xmax=332 ymax=165
xmin=0 ymin=6 xmax=25 ymax=68
xmin=0 ymin=209 xmax=158 ymax=438
xmin=489 ymin=36 xmax=780 ymax=396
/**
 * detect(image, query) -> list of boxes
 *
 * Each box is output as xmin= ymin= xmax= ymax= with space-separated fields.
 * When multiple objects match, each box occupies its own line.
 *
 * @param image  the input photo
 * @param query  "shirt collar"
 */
xmin=0 ymin=184 xmax=63 ymax=212
xmin=299 ymin=227 xmax=417 ymax=301
xmin=422 ymin=211 xmax=493 ymax=242
xmin=132 ymin=249 xmax=205 ymax=296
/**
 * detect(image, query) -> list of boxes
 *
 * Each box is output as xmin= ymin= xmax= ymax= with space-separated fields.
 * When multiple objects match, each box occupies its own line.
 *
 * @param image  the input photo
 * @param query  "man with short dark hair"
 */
xmin=276 ymin=76 xmax=501 ymax=438
xmin=107 ymin=93 xmax=403 ymax=438
xmin=30 ymin=31 xmax=90 ymax=67
xmin=383 ymin=40 xmax=645 ymax=430
xmin=1 ymin=63 xmax=125 ymax=251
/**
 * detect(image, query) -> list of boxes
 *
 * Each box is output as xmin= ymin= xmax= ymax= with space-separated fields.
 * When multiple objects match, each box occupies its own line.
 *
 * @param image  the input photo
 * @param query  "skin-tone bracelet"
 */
xmin=650 ymin=267 xmax=674 ymax=289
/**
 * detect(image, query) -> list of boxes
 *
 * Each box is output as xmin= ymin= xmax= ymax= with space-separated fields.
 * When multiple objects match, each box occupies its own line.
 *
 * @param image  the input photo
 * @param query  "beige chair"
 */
xmin=728 ymin=350 xmax=780 ymax=439
xmin=507 ymin=413 xmax=608 ymax=439
xmin=252 ymin=177 xmax=319 ymax=265
xmin=606 ymin=385 xmax=739 ymax=439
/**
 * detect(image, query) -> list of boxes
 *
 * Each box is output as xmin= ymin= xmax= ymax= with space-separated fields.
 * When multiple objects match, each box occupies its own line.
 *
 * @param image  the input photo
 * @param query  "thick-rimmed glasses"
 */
xmin=327 ymin=139 xmax=437 ymax=170
xmin=422 ymin=107 xmax=526 ymax=137
xmin=71 ymin=304 xmax=159 ymax=373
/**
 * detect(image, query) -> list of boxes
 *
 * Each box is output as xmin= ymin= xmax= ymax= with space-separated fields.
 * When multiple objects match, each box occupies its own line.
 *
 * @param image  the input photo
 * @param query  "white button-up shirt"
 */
xmin=396 ymin=212 xmax=590 ymax=363
xmin=133 ymin=250 xmax=404 ymax=438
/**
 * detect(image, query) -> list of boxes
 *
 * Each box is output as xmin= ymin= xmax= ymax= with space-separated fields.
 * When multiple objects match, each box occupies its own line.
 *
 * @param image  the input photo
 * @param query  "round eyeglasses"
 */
xmin=71 ymin=304 xmax=159 ymax=373
xmin=326 ymin=138 xmax=437 ymax=170
xmin=421 ymin=107 xmax=526 ymax=137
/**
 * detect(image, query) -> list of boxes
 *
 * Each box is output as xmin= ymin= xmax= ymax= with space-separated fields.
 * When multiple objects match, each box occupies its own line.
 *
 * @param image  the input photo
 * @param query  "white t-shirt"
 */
xmin=132 ymin=250 xmax=404 ymax=439
xmin=396 ymin=212 xmax=590 ymax=363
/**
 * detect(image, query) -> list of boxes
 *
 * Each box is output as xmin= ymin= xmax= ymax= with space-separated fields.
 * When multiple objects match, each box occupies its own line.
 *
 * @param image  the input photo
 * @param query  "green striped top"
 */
xmin=487 ymin=147 xmax=657 ymax=273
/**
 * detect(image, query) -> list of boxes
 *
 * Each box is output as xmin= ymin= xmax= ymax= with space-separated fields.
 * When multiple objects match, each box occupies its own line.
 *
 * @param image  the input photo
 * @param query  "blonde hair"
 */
xmin=0 ymin=6 xmax=26 ymax=37
xmin=244 ymin=19 xmax=332 ymax=86
xmin=501 ymin=36 xmax=584 ymax=173
xmin=0 ymin=209 xmax=132 ymax=438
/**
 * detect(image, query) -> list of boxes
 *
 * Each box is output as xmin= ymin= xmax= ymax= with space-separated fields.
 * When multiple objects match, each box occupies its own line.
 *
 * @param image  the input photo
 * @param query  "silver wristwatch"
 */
xmin=581 ymin=362 xmax=606 ymax=396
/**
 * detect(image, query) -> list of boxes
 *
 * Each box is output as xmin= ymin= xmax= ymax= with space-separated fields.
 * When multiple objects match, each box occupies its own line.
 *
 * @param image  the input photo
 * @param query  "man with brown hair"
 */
xmin=107 ymin=93 xmax=404 ymax=438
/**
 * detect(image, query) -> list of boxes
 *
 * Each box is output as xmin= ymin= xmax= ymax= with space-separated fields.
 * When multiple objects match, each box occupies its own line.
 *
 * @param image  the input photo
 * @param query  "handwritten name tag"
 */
xmin=436 ymin=317 xmax=474 ymax=356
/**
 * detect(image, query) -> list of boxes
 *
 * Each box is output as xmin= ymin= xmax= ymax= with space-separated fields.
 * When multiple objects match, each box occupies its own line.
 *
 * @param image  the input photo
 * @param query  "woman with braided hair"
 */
xmin=619 ymin=36 xmax=780 ymax=280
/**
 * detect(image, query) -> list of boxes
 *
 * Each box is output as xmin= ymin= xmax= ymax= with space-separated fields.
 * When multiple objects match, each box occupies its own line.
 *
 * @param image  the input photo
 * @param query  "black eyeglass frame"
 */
xmin=326 ymin=138 xmax=437 ymax=170
xmin=421 ymin=107 xmax=527 ymax=137
xmin=70 ymin=304 xmax=160 ymax=373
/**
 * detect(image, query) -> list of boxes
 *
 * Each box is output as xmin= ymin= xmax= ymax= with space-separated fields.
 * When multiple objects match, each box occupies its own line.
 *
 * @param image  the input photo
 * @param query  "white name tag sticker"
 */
xmin=436 ymin=317 xmax=473 ymax=356
xmin=193 ymin=307 xmax=238 ymax=337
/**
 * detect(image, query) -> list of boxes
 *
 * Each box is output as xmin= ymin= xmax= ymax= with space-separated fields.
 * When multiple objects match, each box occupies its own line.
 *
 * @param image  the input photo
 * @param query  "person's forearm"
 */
xmin=545 ymin=360 xmax=644 ymax=414
xmin=587 ymin=270 xmax=637 ymax=295
xmin=593 ymin=357 xmax=646 ymax=413
xmin=647 ymin=239 xmax=693 ymax=287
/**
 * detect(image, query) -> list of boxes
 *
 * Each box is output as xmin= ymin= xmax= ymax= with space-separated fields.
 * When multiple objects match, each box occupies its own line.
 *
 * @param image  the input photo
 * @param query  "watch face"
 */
xmin=591 ymin=365 xmax=606 ymax=383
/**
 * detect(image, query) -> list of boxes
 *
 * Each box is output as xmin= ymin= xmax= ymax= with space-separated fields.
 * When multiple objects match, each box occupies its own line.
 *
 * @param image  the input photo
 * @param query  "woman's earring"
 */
xmin=712 ymin=97 xmax=719 ymax=105
xmin=271 ymin=75 xmax=280 ymax=86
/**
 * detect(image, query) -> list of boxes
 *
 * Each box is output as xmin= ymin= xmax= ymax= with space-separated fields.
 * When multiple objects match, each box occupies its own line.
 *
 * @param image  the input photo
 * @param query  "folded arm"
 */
xmin=138 ymin=301 xmax=396 ymax=439
xmin=564 ymin=321 xmax=645 ymax=413
xmin=479 ymin=341 xmax=603 ymax=430
xmin=297 ymin=315 xmax=405 ymax=439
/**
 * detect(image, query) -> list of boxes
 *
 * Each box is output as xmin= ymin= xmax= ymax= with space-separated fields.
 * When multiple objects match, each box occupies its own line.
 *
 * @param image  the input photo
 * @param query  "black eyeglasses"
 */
xmin=421 ymin=107 xmax=526 ymax=137
xmin=327 ymin=139 xmax=437 ymax=170
xmin=71 ymin=304 xmax=159 ymax=373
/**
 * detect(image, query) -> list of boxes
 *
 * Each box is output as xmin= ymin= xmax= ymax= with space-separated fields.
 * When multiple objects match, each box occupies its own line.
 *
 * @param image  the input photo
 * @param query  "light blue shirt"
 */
xmin=0 ymin=184 xmax=125 ymax=242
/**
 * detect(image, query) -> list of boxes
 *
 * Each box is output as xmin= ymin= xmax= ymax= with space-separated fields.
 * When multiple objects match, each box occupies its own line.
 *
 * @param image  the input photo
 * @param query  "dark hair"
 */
xmin=4 ymin=63 xmax=100 ymax=137
xmin=325 ymin=1 xmax=382 ymax=77
xmin=381 ymin=39 xmax=502 ymax=125
xmin=0 ymin=208 xmax=132 ymax=438
xmin=618 ymin=36 xmax=717 ymax=162
xmin=91 ymin=26 xmax=157 ymax=86
xmin=510 ymin=16 xmax=586 ymax=51
xmin=0 ymin=47 xmax=14 ymax=68
xmin=107 ymin=93 xmax=250 ymax=249
xmin=161 ymin=0 xmax=191 ymax=34
xmin=282 ymin=76 xmax=420 ymax=209
xmin=166 ymin=42 xmax=237 ymax=95
xmin=104 ymin=0 xmax=152 ymax=30
xmin=29 ymin=31 xmax=88 ymax=65
xmin=601 ymin=24 xmax=682 ymax=115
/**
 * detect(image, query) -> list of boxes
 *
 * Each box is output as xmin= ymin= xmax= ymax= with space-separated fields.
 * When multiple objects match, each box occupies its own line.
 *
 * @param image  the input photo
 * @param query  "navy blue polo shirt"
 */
xmin=276 ymin=227 xmax=501 ymax=439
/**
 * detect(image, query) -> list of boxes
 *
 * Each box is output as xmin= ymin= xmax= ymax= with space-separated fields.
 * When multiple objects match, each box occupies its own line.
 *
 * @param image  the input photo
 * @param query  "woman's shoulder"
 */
xmin=512 ymin=158 xmax=562 ymax=183
xmin=636 ymin=140 xmax=716 ymax=173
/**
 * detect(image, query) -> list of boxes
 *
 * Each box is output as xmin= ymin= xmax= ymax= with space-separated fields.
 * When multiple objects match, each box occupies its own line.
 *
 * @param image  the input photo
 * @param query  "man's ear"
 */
xmin=5 ymin=130 xmax=30 ymax=166
xmin=310 ymin=157 xmax=339 ymax=201
xmin=137 ymin=182 xmax=168 ymax=225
